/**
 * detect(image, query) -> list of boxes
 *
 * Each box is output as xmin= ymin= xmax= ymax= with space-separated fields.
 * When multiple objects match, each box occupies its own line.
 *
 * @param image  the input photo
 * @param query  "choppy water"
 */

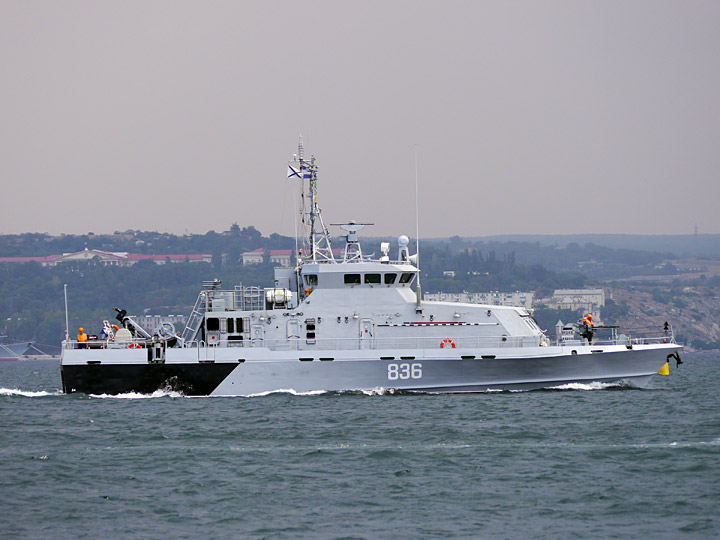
xmin=1 ymin=354 xmax=718 ymax=540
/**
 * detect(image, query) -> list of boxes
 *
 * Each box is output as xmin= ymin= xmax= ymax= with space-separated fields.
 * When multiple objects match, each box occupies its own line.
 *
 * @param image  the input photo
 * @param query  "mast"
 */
xmin=64 ymin=283 xmax=70 ymax=345
xmin=288 ymin=137 xmax=335 ymax=264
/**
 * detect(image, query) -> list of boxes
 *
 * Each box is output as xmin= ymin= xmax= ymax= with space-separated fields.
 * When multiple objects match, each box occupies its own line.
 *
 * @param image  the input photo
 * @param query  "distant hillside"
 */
xmin=5 ymin=230 xmax=715 ymax=284
xmin=610 ymin=283 xmax=720 ymax=350
xmin=426 ymin=234 xmax=720 ymax=259
xmin=0 ymin=226 xmax=294 ymax=259
xmin=6 ymin=230 xmax=719 ymax=259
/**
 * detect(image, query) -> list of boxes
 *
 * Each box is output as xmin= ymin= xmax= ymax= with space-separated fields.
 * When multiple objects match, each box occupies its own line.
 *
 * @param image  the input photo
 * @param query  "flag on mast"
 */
xmin=287 ymin=165 xmax=301 ymax=179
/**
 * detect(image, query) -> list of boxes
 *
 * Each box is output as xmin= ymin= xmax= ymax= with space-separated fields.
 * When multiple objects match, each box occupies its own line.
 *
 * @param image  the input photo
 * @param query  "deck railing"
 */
xmin=177 ymin=333 xmax=677 ymax=352
xmin=62 ymin=329 xmax=677 ymax=352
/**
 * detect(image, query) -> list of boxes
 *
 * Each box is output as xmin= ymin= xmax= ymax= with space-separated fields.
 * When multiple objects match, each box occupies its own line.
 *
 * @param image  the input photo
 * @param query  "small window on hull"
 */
xmin=305 ymin=319 xmax=316 ymax=342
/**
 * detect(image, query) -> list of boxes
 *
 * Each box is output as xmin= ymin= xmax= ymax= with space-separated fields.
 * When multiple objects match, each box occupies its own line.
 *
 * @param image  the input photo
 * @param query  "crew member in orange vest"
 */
xmin=581 ymin=314 xmax=594 ymax=344
xmin=77 ymin=327 xmax=88 ymax=349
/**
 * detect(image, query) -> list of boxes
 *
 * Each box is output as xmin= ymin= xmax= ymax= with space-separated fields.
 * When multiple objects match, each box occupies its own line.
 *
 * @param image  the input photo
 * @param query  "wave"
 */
xmin=358 ymin=387 xmax=398 ymax=396
xmin=584 ymin=438 xmax=720 ymax=451
xmin=0 ymin=388 xmax=61 ymax=397
xmin=544 ymin=381 xmax=628 ymax=391
xmin=236 ymin=384 xmax=627 ymax=397
xmin=244 ymin=388 xmax=330 ymax=398
xmin=228 ymin=441 xmax=474 ymax=453
xmin=653 ymin=438 xmax=720 ymax=449
xmin=89 ymin=388 xmax=184 ymax=399
xmin=71 ymin=380 xmax=639 ymax=399
xmin=88 ymin=387 xmax=393 ymax=399
xmin=241 ymin=387 xmax=410 ymax=397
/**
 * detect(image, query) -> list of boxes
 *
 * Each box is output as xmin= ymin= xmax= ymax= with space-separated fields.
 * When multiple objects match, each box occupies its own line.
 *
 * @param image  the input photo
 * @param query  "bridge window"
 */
xmin=384 ymin=273 xmax=397 ymax=284
xmin=207 ymin=317 xmax=220 ymax=331
xmin=365 ymin=273 xmax=381 ymax=284
xmin=305 ymin=274 xmax=318 ymax=286
xmin=344 ymin=274 xmax=361 ymax=285
xmin=399 ymin=273 xmax=415 ymax=284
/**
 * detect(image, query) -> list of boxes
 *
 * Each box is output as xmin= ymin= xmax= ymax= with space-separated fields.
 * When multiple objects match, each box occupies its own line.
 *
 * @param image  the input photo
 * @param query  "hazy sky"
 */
xmin=1 ymin=1 xmax=719 ymax=239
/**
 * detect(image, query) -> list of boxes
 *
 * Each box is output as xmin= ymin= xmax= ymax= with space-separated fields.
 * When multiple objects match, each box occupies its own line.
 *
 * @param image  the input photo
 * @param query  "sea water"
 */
xmin=0 ymin=354 xmax=718 ymax=539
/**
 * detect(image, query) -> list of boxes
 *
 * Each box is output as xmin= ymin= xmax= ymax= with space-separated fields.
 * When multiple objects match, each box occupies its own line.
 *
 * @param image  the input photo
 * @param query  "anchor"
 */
xmin=666 ymin=352 xmax=683 ymax=368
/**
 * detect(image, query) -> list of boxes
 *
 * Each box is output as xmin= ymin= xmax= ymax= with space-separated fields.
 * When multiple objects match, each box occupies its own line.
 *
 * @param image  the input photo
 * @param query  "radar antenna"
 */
xmin=288 ymin=137 xmax=335 ymax=264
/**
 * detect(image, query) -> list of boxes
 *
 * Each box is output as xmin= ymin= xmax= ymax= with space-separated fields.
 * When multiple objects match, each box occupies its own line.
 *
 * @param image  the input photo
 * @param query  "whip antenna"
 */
xmin=414 ymin=145 xmax=422 ymax=312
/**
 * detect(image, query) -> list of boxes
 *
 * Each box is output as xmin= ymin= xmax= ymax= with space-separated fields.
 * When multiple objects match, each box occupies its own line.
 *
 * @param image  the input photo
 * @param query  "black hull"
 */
xmin=61 ymin=363 xmax=238 ymax=396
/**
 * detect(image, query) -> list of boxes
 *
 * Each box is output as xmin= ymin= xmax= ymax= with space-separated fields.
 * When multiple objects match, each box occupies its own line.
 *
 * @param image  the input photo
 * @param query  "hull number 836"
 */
xmin=387 ymin=363 xmax=423 ymax=380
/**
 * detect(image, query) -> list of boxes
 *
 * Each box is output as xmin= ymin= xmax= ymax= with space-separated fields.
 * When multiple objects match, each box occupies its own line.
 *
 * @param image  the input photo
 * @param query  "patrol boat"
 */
xmin=60 ymin=141 xmax=683 ymax=396
xmin=0 ymin=336 xmax=33 ymax=361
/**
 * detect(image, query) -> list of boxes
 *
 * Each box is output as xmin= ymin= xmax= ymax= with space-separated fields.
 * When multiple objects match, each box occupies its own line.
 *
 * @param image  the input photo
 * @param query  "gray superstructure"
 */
xmin=60 ymin=141 xmax=682 ymax=395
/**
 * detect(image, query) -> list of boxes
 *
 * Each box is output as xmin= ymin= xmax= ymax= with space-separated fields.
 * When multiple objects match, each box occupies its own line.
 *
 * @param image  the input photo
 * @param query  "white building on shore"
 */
xmin=241 ymin=248 xmax=294 ymax=267
xmin=551 ymin=288 xmax=605 ymax=311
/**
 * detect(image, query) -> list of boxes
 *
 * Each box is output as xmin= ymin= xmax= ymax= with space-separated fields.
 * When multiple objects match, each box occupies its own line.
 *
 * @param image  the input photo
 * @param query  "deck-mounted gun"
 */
xmin=113 ymin=307 xmax=152 ymax=339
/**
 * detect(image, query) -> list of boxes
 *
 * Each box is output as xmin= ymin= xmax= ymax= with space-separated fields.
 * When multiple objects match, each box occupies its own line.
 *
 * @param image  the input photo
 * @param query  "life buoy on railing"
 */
xmin=440 ymin=338 xmax=456 ymax=349
xmin=128 ymin=343 xmax=141 ymax=349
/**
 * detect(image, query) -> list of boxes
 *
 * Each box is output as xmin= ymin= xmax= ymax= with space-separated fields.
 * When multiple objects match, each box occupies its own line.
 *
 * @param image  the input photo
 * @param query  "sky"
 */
xmin=1 ymin=1 xmax=719 ymax=239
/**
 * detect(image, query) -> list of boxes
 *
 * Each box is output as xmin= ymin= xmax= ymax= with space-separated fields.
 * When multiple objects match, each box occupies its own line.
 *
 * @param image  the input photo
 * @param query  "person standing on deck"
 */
xmin=77 ymin=327 xmax=88 ymax=349
xmin=581 ymin=314 xmax=594 ymax=344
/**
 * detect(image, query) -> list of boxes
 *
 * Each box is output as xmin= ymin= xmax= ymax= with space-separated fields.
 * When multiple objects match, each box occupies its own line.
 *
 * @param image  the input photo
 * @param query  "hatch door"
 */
xmin=251 ymin=324 xmax=265 ymax=348
xmin=287 ymin=319 xmax=301 ymax=350
xmin=360 ymin=318 xmax=374 ymax=350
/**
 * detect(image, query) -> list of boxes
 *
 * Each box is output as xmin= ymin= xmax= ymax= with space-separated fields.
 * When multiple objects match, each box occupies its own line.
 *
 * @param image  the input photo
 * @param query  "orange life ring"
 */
xmin=111 ymin=324 xmax=119 ymax=331
xmin=440 ymin=338 xmax=456 ymax=349
xmin=128 ymin=343 xmax=141 ymax=349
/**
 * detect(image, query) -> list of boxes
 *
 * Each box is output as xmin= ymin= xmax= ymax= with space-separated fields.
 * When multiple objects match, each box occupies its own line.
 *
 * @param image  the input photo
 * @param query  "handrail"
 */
xmin=63 ymin=337 xmax=158 ymax=350
xmin=179 ymin=333 xmax=674 ymax=352
xmin=63 ymin=333 xmax=677 ymax=352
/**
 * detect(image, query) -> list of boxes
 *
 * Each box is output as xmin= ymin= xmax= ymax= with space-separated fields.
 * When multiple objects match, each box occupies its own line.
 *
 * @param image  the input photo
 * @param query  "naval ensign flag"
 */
xmin=287 ymin=165 xmax=301 ymax=179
